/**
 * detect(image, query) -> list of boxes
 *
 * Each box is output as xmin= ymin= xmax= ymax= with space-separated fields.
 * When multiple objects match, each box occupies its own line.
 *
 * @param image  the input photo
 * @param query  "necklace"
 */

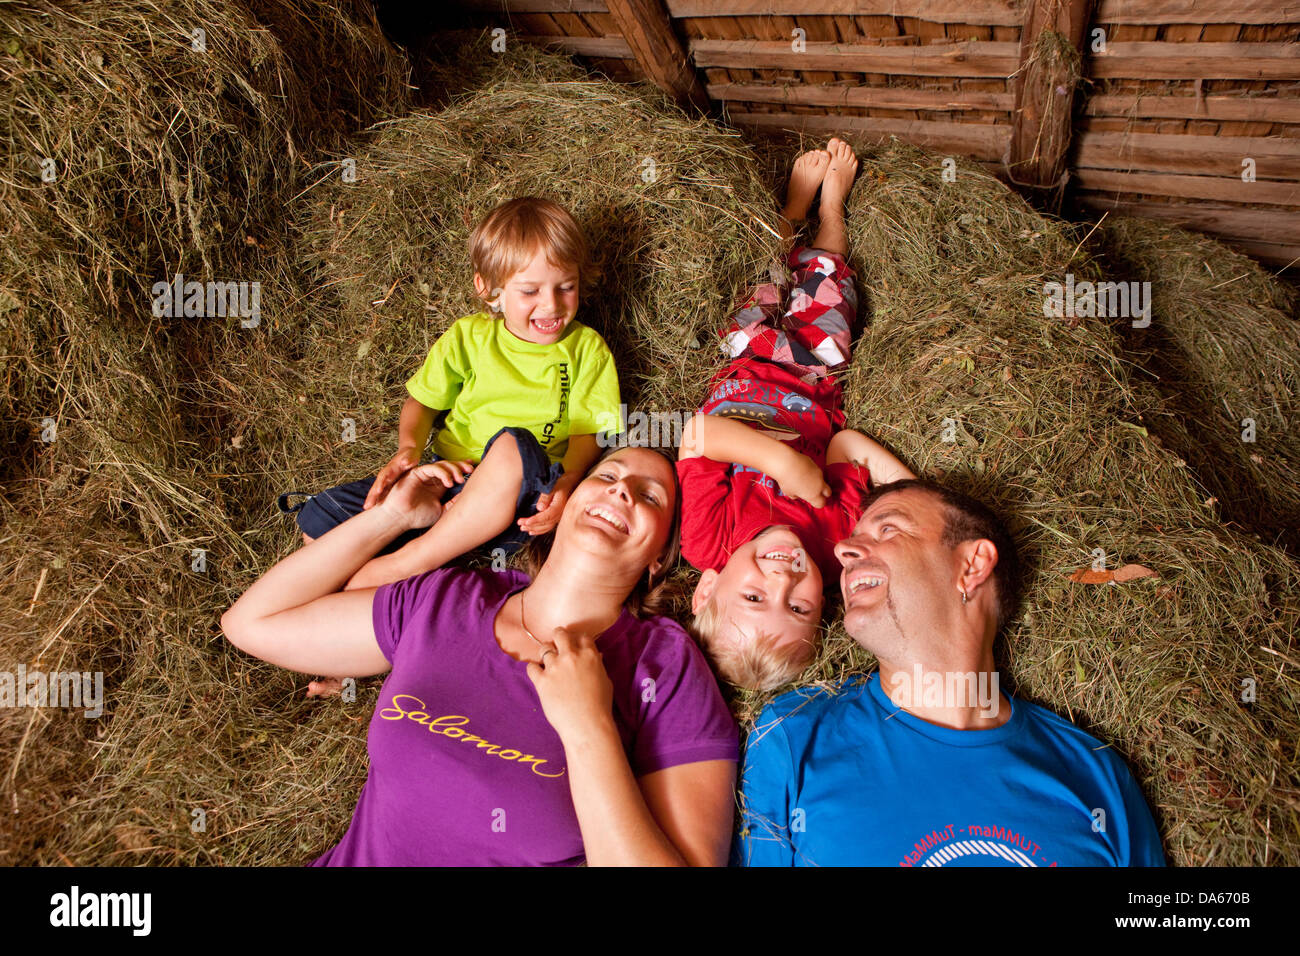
xmin=519 ymin=590 xmax=546 ymax=649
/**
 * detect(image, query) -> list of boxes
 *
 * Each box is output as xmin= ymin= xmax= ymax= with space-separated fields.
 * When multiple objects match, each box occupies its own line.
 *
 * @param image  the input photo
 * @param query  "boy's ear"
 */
xmin=472 ymin=272 xmax=488 ymax=298
xmin=691 ymin=569 xmax=719 ymax=614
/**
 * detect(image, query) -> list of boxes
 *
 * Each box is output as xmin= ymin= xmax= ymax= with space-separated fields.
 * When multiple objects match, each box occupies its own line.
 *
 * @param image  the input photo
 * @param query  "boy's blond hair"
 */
xmin=690 ymin=594 xmax=818 ymax=693
xmin=469 ymin=197 xmax=587 ymax=305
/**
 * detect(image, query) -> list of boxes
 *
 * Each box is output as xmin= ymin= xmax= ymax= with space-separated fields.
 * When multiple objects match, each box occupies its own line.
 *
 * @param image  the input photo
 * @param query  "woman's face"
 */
xmin=557 ymin=447 xmax=677 ymax=577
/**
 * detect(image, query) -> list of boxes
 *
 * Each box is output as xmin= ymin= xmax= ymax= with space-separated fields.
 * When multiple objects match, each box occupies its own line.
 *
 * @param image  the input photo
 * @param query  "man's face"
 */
xmin=833 ymin=488 xmax=959 ymax=659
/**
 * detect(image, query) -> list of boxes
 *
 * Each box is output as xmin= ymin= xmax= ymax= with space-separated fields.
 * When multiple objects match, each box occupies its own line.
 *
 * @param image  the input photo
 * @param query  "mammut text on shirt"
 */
xmin=736 ymin=673 xmax=1165 ymax=867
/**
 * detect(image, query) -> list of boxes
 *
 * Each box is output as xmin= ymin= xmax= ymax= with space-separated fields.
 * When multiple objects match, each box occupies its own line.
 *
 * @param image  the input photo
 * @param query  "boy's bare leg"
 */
xmin=811 ymin=137 xmax=858 ymax=258
xmin=778 ymin=148 xmax=830 ymax=248
xmin=343 ymin=433 xmax=525 ymax=591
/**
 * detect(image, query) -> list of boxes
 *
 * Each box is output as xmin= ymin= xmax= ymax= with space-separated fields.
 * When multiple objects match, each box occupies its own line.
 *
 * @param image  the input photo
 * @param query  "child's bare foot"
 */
xmin=306 ymin=677 xmax=346 ymax=698
xmin=811 ymin=138 xmax=858 ymax=257
xmin=820 ymin=137 xmax=859 ymax=214
xmin=778 ymin=149 xmax=830 ymax=244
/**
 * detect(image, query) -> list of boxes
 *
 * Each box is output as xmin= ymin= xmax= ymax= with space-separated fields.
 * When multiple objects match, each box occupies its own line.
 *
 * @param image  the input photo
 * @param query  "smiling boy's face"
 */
xmin=692 ymin=525 xmax=824 ymax=658
xmin=475 ymin=246 xmax=579 ymax=345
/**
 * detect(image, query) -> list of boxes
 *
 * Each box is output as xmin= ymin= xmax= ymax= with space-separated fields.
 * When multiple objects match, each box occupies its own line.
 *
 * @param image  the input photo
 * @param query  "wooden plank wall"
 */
xmin=452 ymin=0 xmax=1300 ymax=268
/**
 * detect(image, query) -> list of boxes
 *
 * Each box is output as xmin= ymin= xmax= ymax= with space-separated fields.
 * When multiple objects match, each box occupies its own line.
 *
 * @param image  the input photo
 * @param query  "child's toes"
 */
xmin=306 ymin=677 xmax=345 ymax=698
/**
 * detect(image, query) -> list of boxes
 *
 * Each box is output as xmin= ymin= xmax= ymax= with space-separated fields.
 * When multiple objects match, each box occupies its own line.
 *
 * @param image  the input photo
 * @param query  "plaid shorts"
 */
xmin=719 ymin=246 xmax=858 ymax=382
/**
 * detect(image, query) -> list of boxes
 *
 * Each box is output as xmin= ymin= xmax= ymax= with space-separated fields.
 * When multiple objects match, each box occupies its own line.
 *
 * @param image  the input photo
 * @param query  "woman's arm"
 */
xmin=527 ymin=628 xmax=734 ymax=866
xmin=221 ymin=473 xmax=435 ymax=675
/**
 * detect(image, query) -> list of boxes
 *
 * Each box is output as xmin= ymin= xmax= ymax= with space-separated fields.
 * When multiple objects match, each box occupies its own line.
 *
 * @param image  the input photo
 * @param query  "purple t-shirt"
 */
xmin=312 ymin=567 xmax=738 ymax=866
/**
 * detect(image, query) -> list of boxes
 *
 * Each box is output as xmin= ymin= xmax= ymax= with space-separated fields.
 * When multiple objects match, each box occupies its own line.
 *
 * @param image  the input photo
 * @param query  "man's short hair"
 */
xmin=857 ymin=478 xmax=1022 ymax=629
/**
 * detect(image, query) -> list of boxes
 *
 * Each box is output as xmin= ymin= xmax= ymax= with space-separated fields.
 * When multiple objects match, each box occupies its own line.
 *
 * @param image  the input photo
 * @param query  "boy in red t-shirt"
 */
xmin=677 ymin=138 xmax=913 ymax=692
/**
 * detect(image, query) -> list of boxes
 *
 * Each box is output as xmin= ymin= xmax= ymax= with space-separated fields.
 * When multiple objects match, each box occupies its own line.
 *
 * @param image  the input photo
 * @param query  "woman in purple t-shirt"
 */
xmin=221 ymin=445 xmax=738 ymax=865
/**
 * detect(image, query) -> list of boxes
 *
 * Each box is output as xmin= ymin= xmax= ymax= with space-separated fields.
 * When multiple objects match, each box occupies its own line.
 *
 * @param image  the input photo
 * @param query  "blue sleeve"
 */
xmin=735 ymin=704 xmax=798 ymax=867
xmin=1115 ymin=764 xmax=1165 ymax=867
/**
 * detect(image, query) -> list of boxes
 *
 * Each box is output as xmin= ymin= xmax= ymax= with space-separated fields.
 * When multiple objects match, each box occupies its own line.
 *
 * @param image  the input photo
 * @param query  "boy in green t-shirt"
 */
xmin=281 ymin=197 xmax=621 ymax=593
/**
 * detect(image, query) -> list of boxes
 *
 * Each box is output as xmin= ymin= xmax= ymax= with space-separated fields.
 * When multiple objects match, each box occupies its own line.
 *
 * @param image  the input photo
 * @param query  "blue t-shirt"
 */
xmin=736 ymin=672 xmax=1164 ymax=867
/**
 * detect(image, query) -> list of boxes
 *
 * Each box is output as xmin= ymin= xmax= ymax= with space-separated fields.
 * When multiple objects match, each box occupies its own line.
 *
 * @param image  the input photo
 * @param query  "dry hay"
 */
xmin=726 ymin=141 xmax=1297 ymax=866
xmin=1092 ymin=217 xmax=1300 ymax=553
xmin=0 ymin=0 xmax=408 ymax=863
xmin=3 ymin=23 xmax=1297 ymax=866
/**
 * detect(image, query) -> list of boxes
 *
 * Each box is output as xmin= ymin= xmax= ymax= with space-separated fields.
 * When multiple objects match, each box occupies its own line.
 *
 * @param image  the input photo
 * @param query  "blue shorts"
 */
xmin=277 ymin=427 xmax=565 ymax=557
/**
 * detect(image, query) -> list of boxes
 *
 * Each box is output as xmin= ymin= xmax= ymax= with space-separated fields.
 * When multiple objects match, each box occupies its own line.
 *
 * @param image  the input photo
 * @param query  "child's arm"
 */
xmin=827 ymin=428 xmax=915 ymax=484
xmin=363 ymin=396 xmax=439 ymax=509
xmin=518 ymin=433 xmax=600 ymax=535
xmin=680 ymin=413 xmax=829 ymax=507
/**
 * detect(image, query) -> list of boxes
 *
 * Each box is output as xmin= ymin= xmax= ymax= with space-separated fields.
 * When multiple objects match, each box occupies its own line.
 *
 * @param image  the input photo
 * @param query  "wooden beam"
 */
xmin=667 ymin=1 xmax=1025 ymax=25
xmin=1084 ymin=93 xmax=1300 ymax=124
xmin=523 ymin=33 xmax=634 ymax=57
xmin=1006 ymin=0 xmax=1095 ymax=191
xmin=604 ymin=0 xmax=710 ymax=111
xmin=688 ymin=38 xmax=1019 ymax=76
xmin=708 ymin=80 xmax=1015 ymax=111
xmin=1091 ymin=42 xmax=1300 ymax=80
xmin=729 ymin=110 xmax=1011 ymax=159
xmin=1213 ymin=238 xmax=1300 ymax=270
xmin=456 ymin=0 xmax=608 ymax=10
xmin=1076 ymin=195 xmax=1300 ymax=246
xmin=1095 ymin=0 xmax=1300 ymax=25
xmin=1073 ymin=168 xmax=1300 ymax=206
xmin=1076 ymin=130 xmax=1300 ymax=178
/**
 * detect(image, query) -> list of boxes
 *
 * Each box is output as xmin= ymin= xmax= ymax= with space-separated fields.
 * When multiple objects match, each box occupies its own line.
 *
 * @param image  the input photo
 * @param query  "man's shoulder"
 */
xmin=1011 ymin=694 xmax=1131 ymax=771
xmin=757 ymin=675 xmax=873 ymax=732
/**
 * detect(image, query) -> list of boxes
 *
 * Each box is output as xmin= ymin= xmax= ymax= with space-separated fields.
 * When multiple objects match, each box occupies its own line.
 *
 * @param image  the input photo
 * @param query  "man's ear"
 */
xmin=958 ymin=538 xmax=999 ymax=599
xmin=691 ymin=569 xmax=719 ymax=614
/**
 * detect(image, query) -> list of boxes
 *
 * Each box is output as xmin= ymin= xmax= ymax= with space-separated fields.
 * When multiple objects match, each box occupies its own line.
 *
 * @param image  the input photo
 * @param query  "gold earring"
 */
xmin=961 ymin=589 xmax=969 ymax=604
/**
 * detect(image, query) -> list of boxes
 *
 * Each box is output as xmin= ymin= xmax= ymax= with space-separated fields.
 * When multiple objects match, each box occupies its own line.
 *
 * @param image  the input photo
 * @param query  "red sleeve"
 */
xmin=676 ymin=457 xmax=735 ymax=572
xmin=825 ymin=460 xmax=873 ymax=536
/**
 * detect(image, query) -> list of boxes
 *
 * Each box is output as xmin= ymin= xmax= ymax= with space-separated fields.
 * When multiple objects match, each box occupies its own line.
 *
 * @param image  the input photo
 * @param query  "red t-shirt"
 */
xmin=677 ymin=358 xmax=871 ymax=584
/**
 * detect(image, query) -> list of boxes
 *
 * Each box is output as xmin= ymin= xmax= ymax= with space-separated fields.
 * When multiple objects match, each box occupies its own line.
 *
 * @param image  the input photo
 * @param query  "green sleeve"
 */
xmin=405 ymin=320 xmax=468 ymax=410
xmin=567 ymin=332 xmax=622 ymax=436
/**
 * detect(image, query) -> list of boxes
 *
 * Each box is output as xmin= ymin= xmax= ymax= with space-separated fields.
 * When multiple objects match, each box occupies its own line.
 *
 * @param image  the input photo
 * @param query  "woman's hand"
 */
xmin=526 ymin=627 xmax=614 ymax=743
xmin=778 ymin=451 xmax=831 ymax=507
xmin=364 ymin=447 xmax=423 ymax=509
xmin=375 ymin=464 xmax=454 ymax=530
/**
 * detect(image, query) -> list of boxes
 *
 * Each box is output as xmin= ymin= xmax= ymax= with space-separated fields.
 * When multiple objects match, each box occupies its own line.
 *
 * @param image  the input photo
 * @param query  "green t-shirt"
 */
xmin=406 ymin=313 xmax=621 ymax=466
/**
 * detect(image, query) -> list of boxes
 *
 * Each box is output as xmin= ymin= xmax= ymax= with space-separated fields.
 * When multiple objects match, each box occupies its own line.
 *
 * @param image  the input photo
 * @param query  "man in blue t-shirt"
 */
xmin=736 ymin=478 xmax=1165 ymax=867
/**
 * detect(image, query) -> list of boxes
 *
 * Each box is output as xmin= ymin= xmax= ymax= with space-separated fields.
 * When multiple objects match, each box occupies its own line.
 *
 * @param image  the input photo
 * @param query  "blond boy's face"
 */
xmin=476 ymin=247 xmax=579 ymax=345
xmin=692 ymin=525 xmax=824 ymax=656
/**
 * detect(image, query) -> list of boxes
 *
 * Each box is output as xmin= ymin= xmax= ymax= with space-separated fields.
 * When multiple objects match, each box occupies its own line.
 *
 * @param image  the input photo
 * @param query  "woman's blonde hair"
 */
xmin=521 ymin=444 xmax=682 ymax=619
xmin=469 ymin=197 xmax=587 ymax=306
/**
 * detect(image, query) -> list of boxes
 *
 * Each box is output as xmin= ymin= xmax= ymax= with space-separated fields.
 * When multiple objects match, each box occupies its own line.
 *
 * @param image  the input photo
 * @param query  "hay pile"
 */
xmin=2 ymin=18 xmax=1296 ymax=866
xmin=1093 ymin=218 xmax=1300 ymax=553
xmin=741 ymin=141 xmax=1296 ymax=866
xmin=0 ymin=0 xmax=409 ymax=863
